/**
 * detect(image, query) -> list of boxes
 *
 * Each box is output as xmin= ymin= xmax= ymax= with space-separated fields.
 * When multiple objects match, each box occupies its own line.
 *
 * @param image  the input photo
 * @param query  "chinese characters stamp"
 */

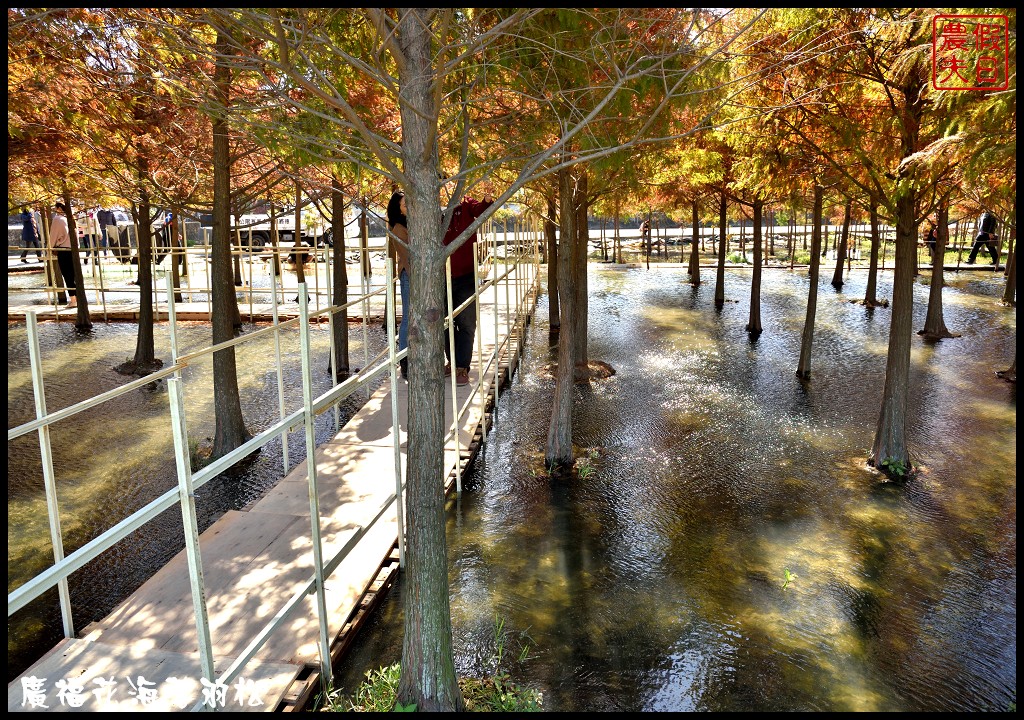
xmin=932 ymin=14 xmax=1010 ymax=91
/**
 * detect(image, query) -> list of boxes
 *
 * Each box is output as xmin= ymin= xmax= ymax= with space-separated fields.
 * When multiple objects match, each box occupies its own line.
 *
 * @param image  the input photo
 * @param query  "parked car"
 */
xmin=198 ymin=208 xmax=335 ymax=248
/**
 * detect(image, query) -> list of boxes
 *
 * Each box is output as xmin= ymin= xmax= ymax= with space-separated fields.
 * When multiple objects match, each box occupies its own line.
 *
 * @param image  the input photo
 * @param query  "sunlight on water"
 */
xmin=333 ymin=266 xmax=1015 ymax=712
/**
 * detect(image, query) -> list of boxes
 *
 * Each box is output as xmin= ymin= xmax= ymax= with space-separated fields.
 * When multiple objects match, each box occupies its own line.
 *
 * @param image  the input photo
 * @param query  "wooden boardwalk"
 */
xmin=8 ymin=278 xmax=536 ymax=713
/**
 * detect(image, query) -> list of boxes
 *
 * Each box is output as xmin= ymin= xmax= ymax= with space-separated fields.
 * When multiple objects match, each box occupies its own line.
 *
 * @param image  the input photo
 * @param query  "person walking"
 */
xmin=442 ymin=191 xmax=495 ymax=386
xmin=49 ymin=201 xmax=77 ymax=307
xmin=19 ymin=206 xmax=42 ymax=262
xmin=966 ymin=210 xmax=999 ymax=266
xmin=386 ymin=191 xmax=412 ymax=380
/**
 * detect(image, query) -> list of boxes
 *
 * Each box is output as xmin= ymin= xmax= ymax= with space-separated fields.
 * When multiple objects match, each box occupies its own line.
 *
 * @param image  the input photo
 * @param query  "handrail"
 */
xmin=7 ymin=214 xmax=542 ymax=709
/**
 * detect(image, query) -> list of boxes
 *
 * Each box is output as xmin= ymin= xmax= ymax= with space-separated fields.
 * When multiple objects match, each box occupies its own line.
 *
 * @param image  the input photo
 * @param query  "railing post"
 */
xmin=325 ymin=241 xmax=340 ymax=432
xmin=473 ymin=237 xmax=485 ymax=432
xmin=493 ymin=221 xmax=501 ymax=397
xmin=26 ymin=311 xmax=74 ymax=638
xmin=167 ymin=370 xmax=216 ymax=688
xmin=297 ymin=282 xmax=333 ymax=681
xmin=445 ymin=257 xmax=462 ymax=490
xmin=270 ymin=272 xmax=289 ymax=474
xmin=166 ymin=275 xmax=214 ymax=682
xmin=384 ymin=260 xmax=406 ymax=567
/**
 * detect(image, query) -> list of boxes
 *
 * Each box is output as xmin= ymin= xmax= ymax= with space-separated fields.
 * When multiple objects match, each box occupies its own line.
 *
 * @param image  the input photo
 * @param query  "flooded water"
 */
xmin=333 ymin=266 xmax=1016 ymax=712
xmin=7 ymin=316 xmax=386 ymax=682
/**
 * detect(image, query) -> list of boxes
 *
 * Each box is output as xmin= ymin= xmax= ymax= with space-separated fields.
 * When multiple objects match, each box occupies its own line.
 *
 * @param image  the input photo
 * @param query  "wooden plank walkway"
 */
xmin=8 ymin=277 xmax=536 ymax=713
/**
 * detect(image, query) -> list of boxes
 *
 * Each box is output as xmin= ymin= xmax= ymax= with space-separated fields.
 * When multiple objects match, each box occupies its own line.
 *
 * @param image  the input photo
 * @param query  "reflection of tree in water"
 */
xmin=444 ymin=269 xmax=1015 ymax=711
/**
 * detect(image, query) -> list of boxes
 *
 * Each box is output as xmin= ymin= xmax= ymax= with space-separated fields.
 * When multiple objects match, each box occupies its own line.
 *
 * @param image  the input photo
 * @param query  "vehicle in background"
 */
xmin=197 ymin=208 xmax=334 ymax=248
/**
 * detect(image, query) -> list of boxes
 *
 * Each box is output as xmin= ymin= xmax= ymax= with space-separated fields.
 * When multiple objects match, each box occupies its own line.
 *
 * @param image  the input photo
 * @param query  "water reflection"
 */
xmin=334 ymin=267 xmax=1015 ymax=712
xmin=7 ymin=318 xmax=384 ymax=681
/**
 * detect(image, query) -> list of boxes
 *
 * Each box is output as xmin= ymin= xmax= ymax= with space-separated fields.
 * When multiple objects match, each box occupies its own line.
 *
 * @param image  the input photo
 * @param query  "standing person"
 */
xmin=19 ymin=206 xmax=42 ymax=263
xmin=966 ymin=210 xmax=999 ymax=265
xmin=442 ymin=192 xmax=495 ymax=386
xmin=639 ymin=219 xmax=651 ymax=241
xmin=97 ymin=207 xmax=114 ymax=256
xmin=49 ymin=201 xmax=77 ymax=307
xmin=386 ymin=191 xmax=411 ymax=379
xmin=83 ymin=210 xmax=101 ymax=264
xmin=923 ymin=222 xmax=939 ymax=259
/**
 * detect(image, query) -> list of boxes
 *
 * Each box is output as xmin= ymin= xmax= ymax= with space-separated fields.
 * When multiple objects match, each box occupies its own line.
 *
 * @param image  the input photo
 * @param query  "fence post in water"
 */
xmin=270 ymin=272 xmax=289 ymax=474
xmin=297 ymin=282 xmax=333 ymax=681
xmin=26 ymin=310 xmax=75 ymax=638
xmin=96 ymin=250 xmax=109 ymax=321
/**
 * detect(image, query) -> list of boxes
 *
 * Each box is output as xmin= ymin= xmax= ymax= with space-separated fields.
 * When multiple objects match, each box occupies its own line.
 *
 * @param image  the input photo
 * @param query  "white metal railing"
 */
xmin=7 ymin=214 xmax=541 ymax=710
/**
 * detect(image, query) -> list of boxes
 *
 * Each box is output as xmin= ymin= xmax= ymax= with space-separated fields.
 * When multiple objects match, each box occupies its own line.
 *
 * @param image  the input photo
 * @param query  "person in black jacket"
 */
xmin=966 ymin=211 xmax=999 ymax=265
xmin=19 ymin=206 xmax=42 ymax=262
xmin=97 ymin=208 xmax=115 ymax=256
xmin=923 ymin=222 xmax=939 ymax=259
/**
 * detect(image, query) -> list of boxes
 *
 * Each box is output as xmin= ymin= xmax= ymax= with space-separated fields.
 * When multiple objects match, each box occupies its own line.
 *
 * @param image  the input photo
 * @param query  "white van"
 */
xmin=201 ymin=209 xmax=333 ymax=248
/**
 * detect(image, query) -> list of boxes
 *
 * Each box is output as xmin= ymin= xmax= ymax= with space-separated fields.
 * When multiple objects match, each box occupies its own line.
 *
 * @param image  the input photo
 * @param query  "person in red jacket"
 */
xmin=442 ymin=192 xmax=494 ymax=386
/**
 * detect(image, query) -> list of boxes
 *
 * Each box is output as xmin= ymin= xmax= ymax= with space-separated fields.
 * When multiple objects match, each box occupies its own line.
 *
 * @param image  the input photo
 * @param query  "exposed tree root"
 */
xmin=573 ymin=360 xmax=615 ymax=382
xmin=113 ymin=358 xmax=165 ymax=377
xmin=917 ymin=328 xmax=961 ymax=339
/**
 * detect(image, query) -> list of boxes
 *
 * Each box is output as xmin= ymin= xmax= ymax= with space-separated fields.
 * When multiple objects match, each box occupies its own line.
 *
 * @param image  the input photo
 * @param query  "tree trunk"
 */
xmin=546 ymin=191 xmax=559 ymax=331
xmin=395 ymin=9 xmax=463 ymax=711
xmin=788 ymin=203 xmax=795 ymax=270
xmin=864 ymin=194 xmax=884 ymax=307
xmin=210 ymin=29 xmax=251 ymax=462
xmin=171 ymin=205 xmax=183 ymax=303
xmin=919 ymin=202 xmax=956 ymax=339
xmin=714 ymin=190 xmax=727 ymax=309
xmin=746 ymin=198 xmax=763 ymax=335
xmin=644 ymin=208 xmax=652 ymax=268
xmin=996 ymin=351 xmax=1016 ymax=382
xmin=546 ymin=165 xmax=576 ymax=469
xmin=40 ymin=207 xmax=67 ymax=305
xmin=870 ymin=62 xmax=926 ymax=479
xmin=116 ymin=191 xmax=162 ymax=375
xmin=360 ymin=200 xmax=370 ymax=287
xmin=232 ymin=225 xmax=243 ymax=287
xmin=614 ymin=196 xmax=622 ymax=264
xmin=869 ymin=189 xmax=916 ymax=477
xmin=330 ymin=176 xmax=351 ymax=379
xmin=61 ymin=187 xmax=92 ymax=330
xmin=293 ymin=179 xmax=307 ymax=288
xmin=831 ymin=198 xmax=851 ymax=288
xmin=796 ymin=185 xmax=824 ymax=379
xmin=688 ymin=199 xmax=700 ymax=284
xmin=269 ymin=203 xmax=283 ymax=280
xmin=572 ymin=170 xmax=589 ymax=371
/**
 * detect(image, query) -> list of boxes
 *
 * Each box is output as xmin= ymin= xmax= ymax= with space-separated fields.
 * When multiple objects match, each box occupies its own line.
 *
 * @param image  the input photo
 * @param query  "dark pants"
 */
xmin=21 ymin=237 xmax=41 ymax=259
xmin=445 ymin=273 xmax=477 ymax=370
xmin=967 ymin=233 xmax=998 ymax=264
xmin=55 ymin=248 xmax=77 ymax=295
xmin=82 ymin=234 xmax=98 ymax=262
